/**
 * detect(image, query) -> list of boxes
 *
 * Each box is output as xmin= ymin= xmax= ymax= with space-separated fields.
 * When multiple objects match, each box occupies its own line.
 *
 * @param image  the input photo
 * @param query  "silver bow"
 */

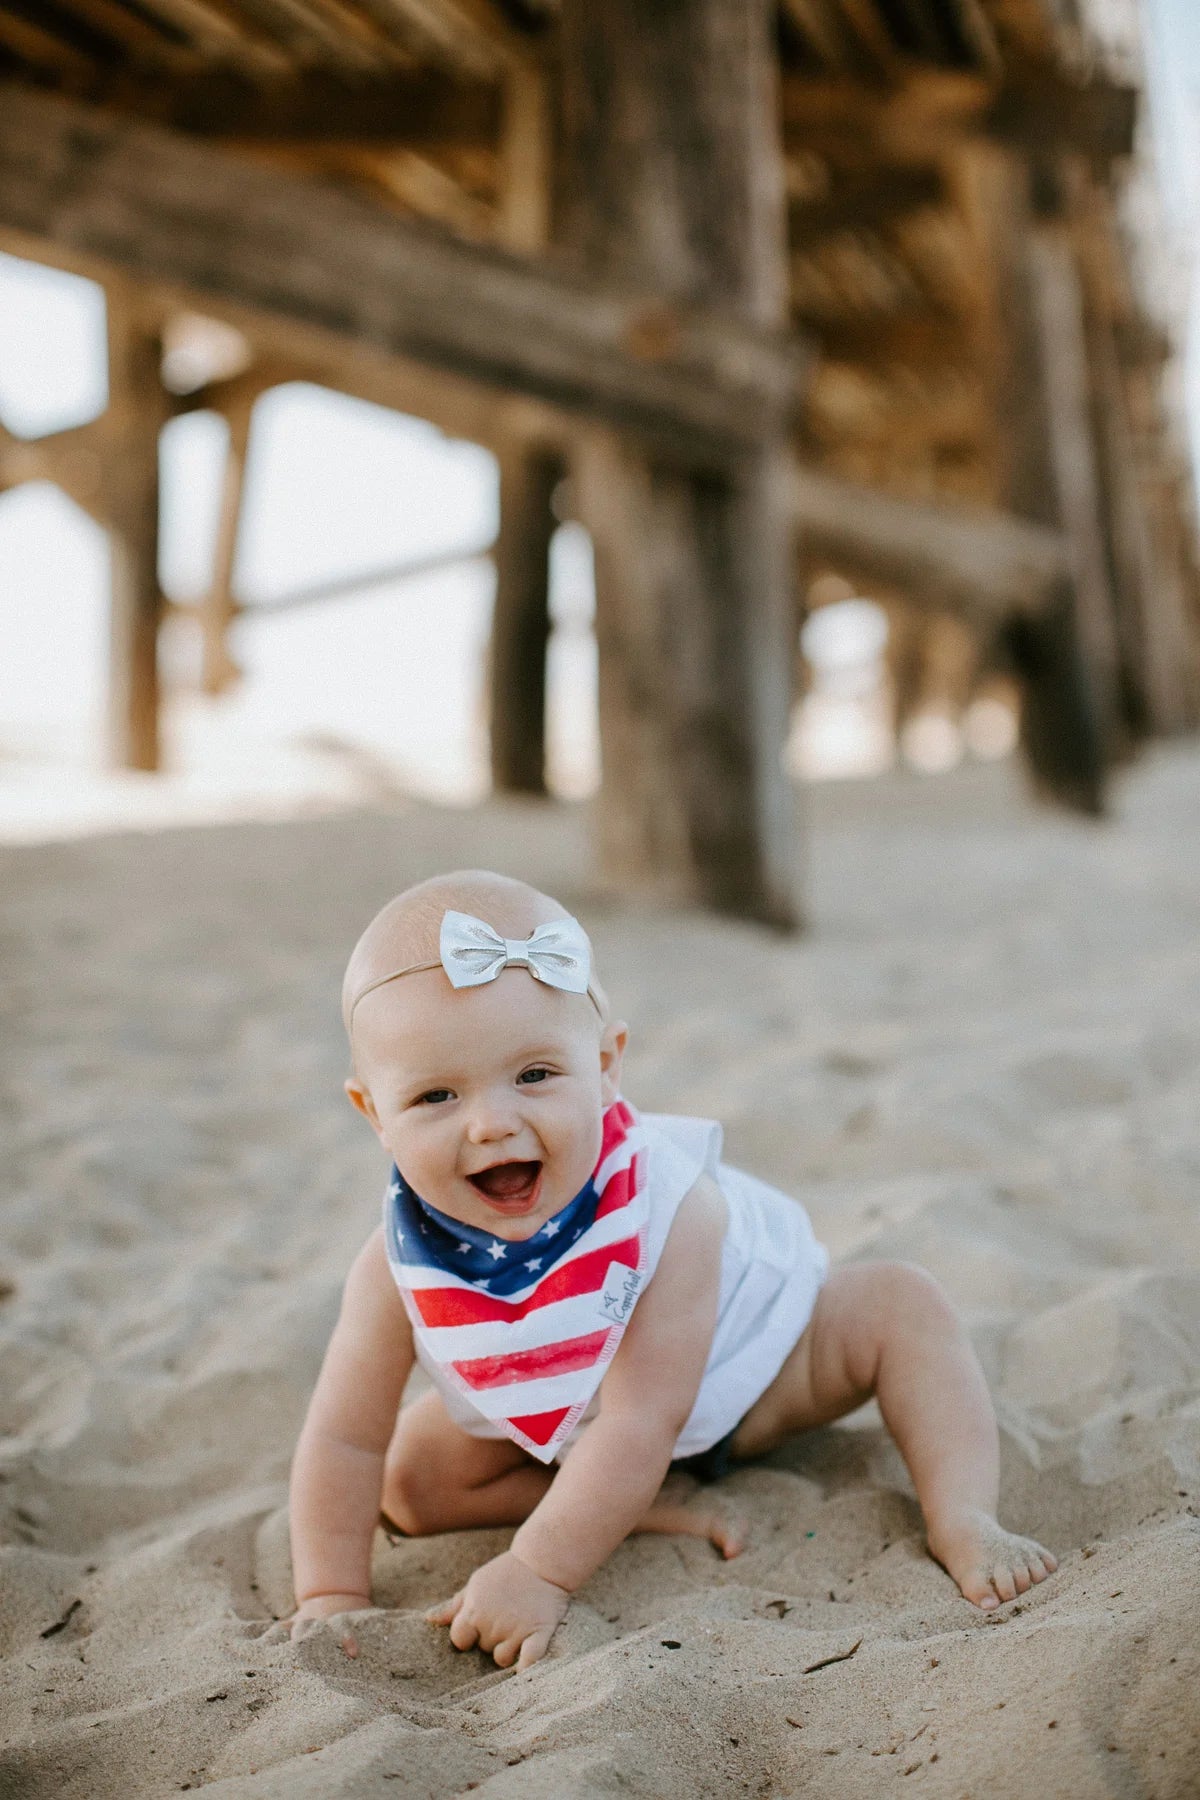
xmin=439 ymin=910 xmax=592 ymax=995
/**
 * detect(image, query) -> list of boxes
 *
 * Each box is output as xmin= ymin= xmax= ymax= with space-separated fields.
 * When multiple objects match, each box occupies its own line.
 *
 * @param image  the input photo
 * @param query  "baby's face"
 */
xmin=348 ymin=967 xmax=626 ymax=1242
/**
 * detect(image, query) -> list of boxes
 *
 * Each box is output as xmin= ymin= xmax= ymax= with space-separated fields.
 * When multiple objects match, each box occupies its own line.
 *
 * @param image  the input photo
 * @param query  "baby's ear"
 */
xmin=599 ymin=1020 xmax=628 ymax=1104
xmin=345 ymin=1077 xmax=382 ymax=1134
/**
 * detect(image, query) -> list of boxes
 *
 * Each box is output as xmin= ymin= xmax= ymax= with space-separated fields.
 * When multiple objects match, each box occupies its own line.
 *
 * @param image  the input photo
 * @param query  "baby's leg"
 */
xmin=731 ymin=1262 xmax=1057 ymax=1610
xmin=382 ymin=1390 xmax=740 ymax=1553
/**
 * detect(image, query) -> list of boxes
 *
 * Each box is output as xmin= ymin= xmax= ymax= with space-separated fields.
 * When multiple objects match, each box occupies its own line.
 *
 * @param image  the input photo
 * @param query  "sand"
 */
xmin=1 ymin=748 xmax=1198 ymax=1798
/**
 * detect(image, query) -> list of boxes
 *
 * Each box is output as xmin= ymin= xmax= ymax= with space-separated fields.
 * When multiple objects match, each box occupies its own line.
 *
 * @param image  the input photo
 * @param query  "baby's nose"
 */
xmin=465 ymin=1097 xmax=521 ymax=1142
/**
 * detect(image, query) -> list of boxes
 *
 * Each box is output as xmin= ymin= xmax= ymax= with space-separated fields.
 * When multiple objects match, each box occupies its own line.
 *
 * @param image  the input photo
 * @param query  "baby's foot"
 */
xmin=928 ymin=1507 xmax=1058 ymax=1611
xmin=634 ymin=1500 xmax=747 ymax=1559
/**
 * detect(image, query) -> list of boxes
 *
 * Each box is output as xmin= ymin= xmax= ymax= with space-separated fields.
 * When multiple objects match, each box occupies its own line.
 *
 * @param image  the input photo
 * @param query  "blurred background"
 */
xmin=0 ymin=0 xmax=1197 ymax=914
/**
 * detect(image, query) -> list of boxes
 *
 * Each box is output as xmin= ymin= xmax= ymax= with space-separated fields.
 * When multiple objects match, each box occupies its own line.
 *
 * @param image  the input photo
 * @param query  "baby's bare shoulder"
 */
xmin=658 ymin=1172 xmax=728 ymax=1268
xmin=629 ymin=1173 xmax=727 ymax=1323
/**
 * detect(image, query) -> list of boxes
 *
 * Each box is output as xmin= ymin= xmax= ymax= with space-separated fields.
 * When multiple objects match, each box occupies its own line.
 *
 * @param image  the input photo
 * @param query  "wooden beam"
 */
xmin=941 ymin=0 xmax=1001 ymax=72
xmin=157 ymin=331 xmax=553 ymax=460
xmin=988 ymin=72 xmax=1137 ymax=165
xmin=0 ymin=82 xmax=802 ymax=467
xmin=788 ymin=164 xmax=944 ymax=247
xmin=355 ymin=0 xmax=523 ymax=79
xmin=71 ymin=67 xmax=502 ymax=143
xmin=240 ymin=539 xmax=491 ymax=611
xmin=790 ymin=464 xmax=1069 ymax=623
xmin=781 ymin=0 xmax=855 ymax=72
xmin=117 ymin=0 xmax=293 ymax=71
xmin=805 ymin=305 xmax=973 ymax=366
xmin=563 ymin=0 xmax=799 ymax=926
xmin=780 ymin=68 xmax=1137 ymax=164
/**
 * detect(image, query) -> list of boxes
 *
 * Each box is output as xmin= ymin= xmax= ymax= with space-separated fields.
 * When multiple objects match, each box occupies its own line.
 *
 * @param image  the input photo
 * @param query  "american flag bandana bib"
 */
xmin=382 ymin=1099 xmax=650 ymax=1462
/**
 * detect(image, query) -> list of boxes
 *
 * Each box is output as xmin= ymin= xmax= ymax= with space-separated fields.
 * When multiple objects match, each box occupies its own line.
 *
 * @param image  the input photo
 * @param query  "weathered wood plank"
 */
xmin=0 ymin=82 xmax=802 ymax=466
xmin=791 ymin=465 xmax=1069 ymax=623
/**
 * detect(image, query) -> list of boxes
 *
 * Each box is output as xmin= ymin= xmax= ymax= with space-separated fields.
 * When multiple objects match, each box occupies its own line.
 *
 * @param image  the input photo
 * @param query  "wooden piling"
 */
xmin=104 ymin=283 xmax=170 ymax=772
xmin=489 ymin=440 xmax=561 ymax=795
xmin=200 ymin=387 xmax=254 ymax=697
xmin=561 ymin=0 xmax=800 ymax=924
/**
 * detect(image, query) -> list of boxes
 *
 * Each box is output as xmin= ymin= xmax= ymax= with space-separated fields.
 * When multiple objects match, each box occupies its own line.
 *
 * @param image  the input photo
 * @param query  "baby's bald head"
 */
xmin=342 ymin=869 xmax=603 ymax=1039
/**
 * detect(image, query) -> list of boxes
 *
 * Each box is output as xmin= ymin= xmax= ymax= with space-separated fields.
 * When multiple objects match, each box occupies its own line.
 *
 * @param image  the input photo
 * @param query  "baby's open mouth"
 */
xmin=467 ymin=1160 xmax=543 ymax=1210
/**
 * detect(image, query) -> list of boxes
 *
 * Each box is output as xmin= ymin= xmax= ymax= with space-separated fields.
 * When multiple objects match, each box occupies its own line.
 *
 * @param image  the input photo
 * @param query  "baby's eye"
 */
xmin=517 ymin=1067 xmax=551 ymax=1085
xmin=417 ymin=1088 xmax=454 ymax=1106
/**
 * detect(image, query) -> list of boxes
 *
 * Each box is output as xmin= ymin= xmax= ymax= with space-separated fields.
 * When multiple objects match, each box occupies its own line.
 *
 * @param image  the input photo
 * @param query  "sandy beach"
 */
xmin=1 ymin=748 xmax=1198 ymax=1798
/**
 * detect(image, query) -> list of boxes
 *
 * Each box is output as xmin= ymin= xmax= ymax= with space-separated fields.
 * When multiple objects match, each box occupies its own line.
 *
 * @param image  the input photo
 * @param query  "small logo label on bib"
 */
xmin=599 ymin=1262 xmax=643 ymax=1325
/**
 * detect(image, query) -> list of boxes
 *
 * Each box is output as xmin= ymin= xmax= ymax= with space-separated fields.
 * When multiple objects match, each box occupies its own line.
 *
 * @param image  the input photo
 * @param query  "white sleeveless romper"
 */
xmin=414 ymin=1112 xmax=829 ymax=1461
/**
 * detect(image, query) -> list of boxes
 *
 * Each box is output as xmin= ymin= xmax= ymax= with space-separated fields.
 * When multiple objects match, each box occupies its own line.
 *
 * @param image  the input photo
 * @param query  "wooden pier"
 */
xmin=0 ymin=0 xmax=1195 ymax=919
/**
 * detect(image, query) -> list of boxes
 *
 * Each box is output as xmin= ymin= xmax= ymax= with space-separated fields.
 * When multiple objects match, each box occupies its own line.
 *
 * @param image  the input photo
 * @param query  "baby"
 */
xmin=288 ymin=869 xmax=1056 ymax=1670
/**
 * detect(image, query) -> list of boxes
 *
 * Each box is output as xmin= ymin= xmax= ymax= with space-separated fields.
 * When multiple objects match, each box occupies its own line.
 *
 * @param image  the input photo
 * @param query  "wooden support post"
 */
xmin=1007 ymin=218 xmax=1122 ymax=814
xmin=1085 ymin=303 xmax=1162 ymax=739
xmin=200 ymin=390 xmax=254 ymax=696
xmin=104 ymin=284 xmax=170 ymax=771
xmin=1075 ymin=197 xmax=1200 ymax=737
xmin=1137 ymin=465 xmax=1200 ymax=731
xmin=489 ymin=441 xmax=561 ymax=795
xmin=561 ymin=0 xmax=800 ymax=924
xmin=488 ymin=57 xmax=558 ymax=795
xmin=1025 ymin=226 xmax=1121 ymax=731
xmin=958 ymin=147 xmax=1117 ymax=811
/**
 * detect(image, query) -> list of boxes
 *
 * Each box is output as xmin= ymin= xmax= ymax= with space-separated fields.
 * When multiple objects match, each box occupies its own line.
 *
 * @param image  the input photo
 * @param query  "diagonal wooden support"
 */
xmin=790 ymin=466 xmax=1069 ymax=624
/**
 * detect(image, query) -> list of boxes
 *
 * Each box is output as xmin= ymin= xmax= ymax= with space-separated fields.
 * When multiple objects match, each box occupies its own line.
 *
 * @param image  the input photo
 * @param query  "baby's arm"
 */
xmin=289 ymin=1226 xmax=413 ymax=1619
xmin=429 ymin=1176 xmax=726 ymax=1667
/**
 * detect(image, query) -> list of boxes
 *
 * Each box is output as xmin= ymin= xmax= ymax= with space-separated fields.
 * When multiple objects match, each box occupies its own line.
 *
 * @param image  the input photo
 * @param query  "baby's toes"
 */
xmin=1024 ymin=1545 xmax=1055 ymax=1584
xmin=713 ymin=1512 xmax=748 ymax=1559
xmin=990 ymin=1563 xmax=1018 ymax=1604
xmin=1010 ymin=1561 xmax=1033 ymax=1596
xmin=957 ymin=1564 xmax=1001 ymax=1611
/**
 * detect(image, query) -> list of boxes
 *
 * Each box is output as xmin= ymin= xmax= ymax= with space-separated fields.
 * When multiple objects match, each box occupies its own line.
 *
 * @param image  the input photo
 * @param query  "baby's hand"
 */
xmin=426 ymin=1550 xmax=569 ymax=1671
